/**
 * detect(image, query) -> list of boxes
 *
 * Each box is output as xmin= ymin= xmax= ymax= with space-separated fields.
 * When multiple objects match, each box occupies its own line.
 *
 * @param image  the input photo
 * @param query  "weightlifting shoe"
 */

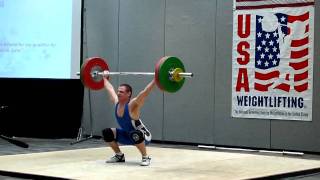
xmin=106 ymin=153 xmax=125 ymax=163
xmin=140 ymin=156 xmax=151 ymax=166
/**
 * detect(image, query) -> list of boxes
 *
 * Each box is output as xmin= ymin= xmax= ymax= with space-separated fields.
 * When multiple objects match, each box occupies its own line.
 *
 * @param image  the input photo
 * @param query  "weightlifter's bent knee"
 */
xmin=102 ymin=128 xmax=115 ymax=142
xmin=129 ymin=130 xmax=145 ymax=144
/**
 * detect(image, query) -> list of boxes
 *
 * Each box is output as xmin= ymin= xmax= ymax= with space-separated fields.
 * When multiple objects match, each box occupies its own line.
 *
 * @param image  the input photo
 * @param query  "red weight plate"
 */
xmin=154 ymin=56 xmax=169 ymax=91
xmin=80 ymin=57 xmax=109 ymax=90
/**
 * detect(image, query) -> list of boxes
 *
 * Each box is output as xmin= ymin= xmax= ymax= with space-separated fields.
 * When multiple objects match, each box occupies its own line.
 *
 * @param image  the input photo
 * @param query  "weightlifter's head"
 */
xmin=117 ymin=84 xmax=132 ymax=102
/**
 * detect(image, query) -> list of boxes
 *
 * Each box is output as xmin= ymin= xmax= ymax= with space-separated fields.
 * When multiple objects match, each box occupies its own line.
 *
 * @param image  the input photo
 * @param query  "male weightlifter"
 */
xmin=101 ymin=76 xmax=155 ymax=166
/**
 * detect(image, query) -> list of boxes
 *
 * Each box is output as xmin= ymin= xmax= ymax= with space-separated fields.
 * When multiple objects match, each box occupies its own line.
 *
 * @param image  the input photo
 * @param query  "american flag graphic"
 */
xmin=254 ymin=11 xmax=311 ymax=92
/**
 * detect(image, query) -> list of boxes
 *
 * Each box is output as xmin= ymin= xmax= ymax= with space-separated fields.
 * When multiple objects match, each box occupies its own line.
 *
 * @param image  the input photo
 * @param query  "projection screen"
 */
xmin=0 ymin=0 xmax=82 ymax=79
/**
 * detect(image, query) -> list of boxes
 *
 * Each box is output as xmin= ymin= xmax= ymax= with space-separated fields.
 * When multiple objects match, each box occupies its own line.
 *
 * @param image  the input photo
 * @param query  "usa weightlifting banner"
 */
xmin=231 ymin=0 xmax=314 ymax=121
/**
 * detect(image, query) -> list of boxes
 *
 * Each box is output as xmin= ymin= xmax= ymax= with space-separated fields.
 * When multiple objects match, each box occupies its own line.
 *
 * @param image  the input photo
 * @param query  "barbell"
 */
xmin=79 ymin=56 xmax=193 ymax=93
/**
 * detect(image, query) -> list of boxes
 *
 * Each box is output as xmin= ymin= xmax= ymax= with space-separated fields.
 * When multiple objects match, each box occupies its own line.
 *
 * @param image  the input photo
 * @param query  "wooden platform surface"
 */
xmin=0 ymin=146 xmax=320 ymax=180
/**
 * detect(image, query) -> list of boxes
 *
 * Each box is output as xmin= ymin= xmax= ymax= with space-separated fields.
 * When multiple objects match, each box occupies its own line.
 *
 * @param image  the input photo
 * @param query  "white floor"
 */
xmin=1 ymin=146 xmax=320 ymax=180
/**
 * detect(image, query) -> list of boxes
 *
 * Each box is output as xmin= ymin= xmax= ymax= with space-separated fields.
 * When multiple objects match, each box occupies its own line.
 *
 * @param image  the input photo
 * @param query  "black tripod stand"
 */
xmin=70 ymin=88 xmax=94 ymax=145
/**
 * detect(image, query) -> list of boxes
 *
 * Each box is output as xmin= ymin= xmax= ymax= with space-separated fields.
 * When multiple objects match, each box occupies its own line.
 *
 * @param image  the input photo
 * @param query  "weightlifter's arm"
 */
xmin=103 ymin=77 xmax=118 ymax=105
xmin=130 ymin=79 xmax=156 ymax=108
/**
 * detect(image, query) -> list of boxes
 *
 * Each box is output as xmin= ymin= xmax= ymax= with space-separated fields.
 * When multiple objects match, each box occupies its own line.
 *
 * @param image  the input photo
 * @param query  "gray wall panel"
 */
xmin=163 ymin=0 xmax=215 ymax=144
xmin=81 ymin=89 xmax=92 ymax=134
xmin=270 ymin=1 xmax=320 ymax=152
xmin=118 ymin=0 xmax=165 ymax=140
xmin=214 ymin=0 xmax=270 ymax=148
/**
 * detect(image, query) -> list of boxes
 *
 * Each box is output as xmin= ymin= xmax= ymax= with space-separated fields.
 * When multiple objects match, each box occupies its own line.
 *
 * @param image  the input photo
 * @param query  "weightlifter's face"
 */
xmin=117 ymin=86 xmax=130 ymax=101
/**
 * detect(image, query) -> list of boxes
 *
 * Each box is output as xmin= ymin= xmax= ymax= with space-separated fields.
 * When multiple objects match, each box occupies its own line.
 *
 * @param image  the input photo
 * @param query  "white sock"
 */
xmin=116 ymin=152 xmax=123 ymax=156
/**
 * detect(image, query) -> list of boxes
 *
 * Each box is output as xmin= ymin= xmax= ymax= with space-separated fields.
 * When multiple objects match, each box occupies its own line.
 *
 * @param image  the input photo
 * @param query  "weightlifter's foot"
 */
xmin=106 ymin=153 xmax=125 ymax=163
xmin=140 ymin=156 xmax=151 ymax=166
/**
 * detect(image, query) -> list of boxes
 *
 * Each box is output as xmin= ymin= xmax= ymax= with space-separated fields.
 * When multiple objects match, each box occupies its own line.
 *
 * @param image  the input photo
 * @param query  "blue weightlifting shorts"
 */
xmin=116 ymin=128 xmax=151 ymax=145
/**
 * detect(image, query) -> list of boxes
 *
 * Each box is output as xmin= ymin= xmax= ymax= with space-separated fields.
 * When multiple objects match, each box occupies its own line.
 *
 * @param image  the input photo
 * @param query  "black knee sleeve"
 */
xmin=129 ymin=130 xmax=144 ymax=144
xmin=102 ymin=128 xmax=114 ymax=142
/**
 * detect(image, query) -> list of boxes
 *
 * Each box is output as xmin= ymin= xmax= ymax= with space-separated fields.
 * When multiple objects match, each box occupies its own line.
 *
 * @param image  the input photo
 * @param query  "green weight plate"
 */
xmin=156 ymin=56 xmax=185 ymax=93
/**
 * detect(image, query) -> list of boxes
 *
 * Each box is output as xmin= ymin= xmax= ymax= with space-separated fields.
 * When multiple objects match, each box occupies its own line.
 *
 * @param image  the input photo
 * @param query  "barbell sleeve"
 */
xmin=176 ymin=72 xmax=193 ymax=77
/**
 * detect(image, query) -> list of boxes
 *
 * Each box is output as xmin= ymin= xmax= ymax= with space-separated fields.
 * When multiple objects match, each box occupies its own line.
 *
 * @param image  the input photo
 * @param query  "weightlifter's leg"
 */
xmin=135 ymin=142 xmax=147 ymax=156
xmin=136 ymin=142 xmax=151 ymax=166
xmin=129 ymin=130 xmax=151 ymax=166
xmin=102 ymin=128 xmax=125 ymax=163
